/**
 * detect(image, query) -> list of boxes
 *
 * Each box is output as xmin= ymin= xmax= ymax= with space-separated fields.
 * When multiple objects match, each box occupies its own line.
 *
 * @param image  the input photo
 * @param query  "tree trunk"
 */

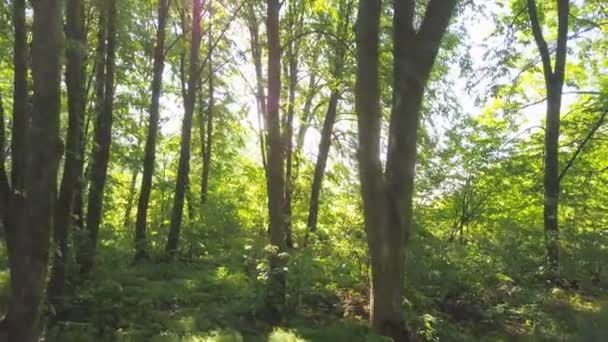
xmin=264 ymin=0 xmax=287 ymax=323
xmin=166 ymin=0 xmax=203 ymax=256
xmin=123 ymin=166 xmax=139 ymax=228
xmin=0 ymin=90 xmax=7 ymax=215
xmin=134 ymin=0 xmax=171 ymax=262
xmin=295 ymin=73 xmax=317 ymax=156
xmin=283 ymin=7 xmax=298 ymax=248
xmin=82 ymin=0 xmax=117 ymax=274
xmin=307 ymin=1 xmax=350 ymax=233
xmin=526 ymin=0 xmax=569 ymax=277
xmin=355 ymin=0 xmax=456 ymax=340
xmin=2 ymin=0 xmax=63 ymax=340
xmin=11 ymin=0 xmax=28 ymax=197
xmin=246 ymin=8 xmax=269 ymax=176
xmin=48 ymin=0 xmax=87 ymax=315
xmin=307 ymin=91 xmax=339 ymax=233
xmin=3 ymin=2 xmax=29 ymax=312
xmin=201 ymin=0 xmax=214 ymax=206
xmin=0 ymin=91 xmax=8 ymax=240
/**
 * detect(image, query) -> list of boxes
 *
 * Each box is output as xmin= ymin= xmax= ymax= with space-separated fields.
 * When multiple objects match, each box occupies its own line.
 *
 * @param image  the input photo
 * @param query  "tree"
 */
xmin=200 ymin=0 xmax=214 ymax=207
xmin=526 ymin=0 xmax=569 ymax=276
xmin=134 ymin=0 xmax=171 ymax=261
xmin=0 ymin=0 xmax=63 ymax=339
xmin=48 ymin=0 xmax=88 ymax=314
xmin=282 ymin=0 xmax=304 ymax=248
xmin=265 ymin=0 xmax=287 ymax=322
xmin=307 ymin=0 xmax=353 ymax=233
xmin=1 ymin=5 xmax=29 ymax=320
xmin=355 ymin=0 xmax=456 ymax=340
xmin=82 ymin=0 xmax=118 ymax=274
xmin=245 ymin=2 xmax=269 ymax=175
xmin=10 ymin=0 xmax=27 ymax=203
xmin=166 ymin=0 xmax=203 ymax=255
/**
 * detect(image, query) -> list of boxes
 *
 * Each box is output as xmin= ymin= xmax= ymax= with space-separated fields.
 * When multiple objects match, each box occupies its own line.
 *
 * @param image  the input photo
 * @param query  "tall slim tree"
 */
xmin=2 ymin=1 xmax=29 ymax=299
xmin=82 ymin=0 xmax=117 ymax=274
xmin=48 ymin=0 xmax=88 ymax=314
xmin=135 ymin=0 xmax=171 ymax=261
xmin=265 ymin=0 xmax=287 ymax=322
xmin=307 ymin=0 xmax=352 ymax=233
xmin=245 ymin=3 xmax=269 ymax=175
xmin=355 ymin=0 xmax=456 ymax=340
xmin=1 ymin=0 xmax=63 ymax=339
xmin=282 ymin=0 xmax=304 ymax=248
xmin=526 ymin=0 xmax=569 ymax=276
xmin=0 ymin=91 xmax=7 ymax=228
xmin=11 ymin=0 xmax=27 ymax=200
xmin=201 ymin=0 xmax=214 ymax=206
xmin=166 ymin=0 xmax=203 ymax=255
xmin=0 ymin=91 xmax=5 ymax=181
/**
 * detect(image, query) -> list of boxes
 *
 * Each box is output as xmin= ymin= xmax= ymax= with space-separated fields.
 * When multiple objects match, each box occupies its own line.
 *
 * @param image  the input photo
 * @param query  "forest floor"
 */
xmin=0 ymin=245 xmax=607 ymax=341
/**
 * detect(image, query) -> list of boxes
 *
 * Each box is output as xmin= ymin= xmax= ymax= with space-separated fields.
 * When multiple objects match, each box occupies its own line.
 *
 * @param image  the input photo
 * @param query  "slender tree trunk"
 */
xmin=307 ymin=91 xmax=339 ymax=232
xmin=48 ymin=0 xmax=87 ymax=315
xmin=11 ymin=0 xmax=27 ymax=197
xmin=246 ymin=10 xmax=269 ymax=175
xmin=265 ymin=0 xmax=287 ymax=323
xmin=526 ymin=0 xmax=569 ymax=277
xmin=166 ymin=0 xmax=203 ymax=256
xmin=134 ymin=0 xmax=171 ymax=262
xmin=355 ymin=1 xmax=455 ymax=340
xmin=201 ymin=0 xmax=214 ymax=206
xmin=0 ymin=91 xmax=8 ymax=239
xmin=0 ymin=91 xmax=7 ymax=215
xmin=3 ymin=0 xmax=63 ymax=340
xmin=3 ymin=2 xmax=29 ymax=310
xmin=123 ymin=167 xmax=139 ymax=228
xmin=283 ymin=12 xmax=298 ymax=248
xmin=307 ymin=1 xmax=350 ymax=233
xmin=295 ymin=74 xmax=317 ymax=156
xmin=77 ymin=8 xmax=106 ymax=272
xmin=82 ymin=0 xmax=117 ymax=274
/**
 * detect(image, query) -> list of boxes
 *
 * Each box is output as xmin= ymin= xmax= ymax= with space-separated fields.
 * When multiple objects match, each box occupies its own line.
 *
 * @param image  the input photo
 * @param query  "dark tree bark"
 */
xmin=265 ymin=0 xmax=287 ymax=323
xmin=0 ymin=91 xmax=7 ymax=228
xmin=11 ymin=0 xmax=28 ymax=197
xmin=2 ymin=2 xmax=29 ymax=303
xmin=48 ymin=0 xmax=88 ymax=315
xmin=201 ymin=0 xmax=214 ymax=206
xmin=355 ymin=0 xmax=456 ymax=340
xmin=526 ymin=0 xmax=569 ymax=277
xmin=166 ymin=0 xmax=203 ymax=255
xmin=82 ymin=0 xmax=117 ymax=274
xmin=134 ymin=0 xmax=171 ymax=262
xmin=2 ymin=0 xmax=63 ymax=340
xmin=0 ymin=90 xmax=6 ymax=206
xmin=307 ymin=0 xmax=351 ymax=233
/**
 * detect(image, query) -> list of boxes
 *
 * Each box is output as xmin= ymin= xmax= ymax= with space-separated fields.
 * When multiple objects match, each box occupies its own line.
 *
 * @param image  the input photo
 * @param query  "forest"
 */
xmin=0 ymin=0 xmax=606 ymax=341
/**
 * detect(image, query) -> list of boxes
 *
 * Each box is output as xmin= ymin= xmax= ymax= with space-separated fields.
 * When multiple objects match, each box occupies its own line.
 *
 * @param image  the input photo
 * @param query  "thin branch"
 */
xmin=559 ymin=109 xmax=608 ymax=182
xmin=527 ymin=0 xmax=554 ymax=79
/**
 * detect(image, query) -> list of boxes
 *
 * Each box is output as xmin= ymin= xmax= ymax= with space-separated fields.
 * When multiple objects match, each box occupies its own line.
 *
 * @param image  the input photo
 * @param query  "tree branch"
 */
xmin=417 ymin=0 xmax=458 ymax=51
xmin=559 ymin=108 xmax=608 ymax=182
xmin=526 ymin=0 xmax=554 ymax=80
xmin=553 ymin=0 xmax=570 ymax=83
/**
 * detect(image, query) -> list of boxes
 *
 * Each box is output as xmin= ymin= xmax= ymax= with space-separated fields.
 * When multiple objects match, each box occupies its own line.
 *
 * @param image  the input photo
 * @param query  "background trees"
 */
xmin=0 ymin=0 xmax=606 ymax=341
